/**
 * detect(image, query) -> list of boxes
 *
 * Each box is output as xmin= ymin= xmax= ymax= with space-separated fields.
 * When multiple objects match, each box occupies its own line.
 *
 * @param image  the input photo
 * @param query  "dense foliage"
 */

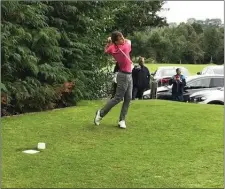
xmin=1 ymin=1 xmax=166 ymax=115
xmin=130 ymin=19 xmax=224 ymax=64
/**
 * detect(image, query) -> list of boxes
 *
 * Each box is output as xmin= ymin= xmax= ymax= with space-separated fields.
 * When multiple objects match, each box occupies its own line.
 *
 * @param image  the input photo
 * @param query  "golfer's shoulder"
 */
xmin=106 ymin=44 xmax=117 ymax=55
xmin=124 ymin=39 xmax=131 ymax=46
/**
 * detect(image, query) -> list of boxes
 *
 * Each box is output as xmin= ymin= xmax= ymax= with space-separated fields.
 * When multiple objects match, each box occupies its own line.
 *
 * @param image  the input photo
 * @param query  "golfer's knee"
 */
xmin=114 ymin=96 xmax=123 ymax=103
xmin=125 ymin=95 xmax=132 ymax=102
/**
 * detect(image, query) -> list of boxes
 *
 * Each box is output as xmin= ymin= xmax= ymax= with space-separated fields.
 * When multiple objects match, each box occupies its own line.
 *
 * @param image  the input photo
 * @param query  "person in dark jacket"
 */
xmin=111 ymin=63 xmax=120 ymax=99
xmin=132 ymin=57 xmax=150 ymax=99
xmin=169 ymin=68 xmax=186 ymax=101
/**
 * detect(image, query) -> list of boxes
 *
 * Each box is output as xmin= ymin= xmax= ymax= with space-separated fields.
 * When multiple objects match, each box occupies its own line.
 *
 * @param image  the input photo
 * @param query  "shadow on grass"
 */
xmin=85 ymin=123 xmax=126 ymax=131
xmin=16 ymin=146 xmax=40 ymax=152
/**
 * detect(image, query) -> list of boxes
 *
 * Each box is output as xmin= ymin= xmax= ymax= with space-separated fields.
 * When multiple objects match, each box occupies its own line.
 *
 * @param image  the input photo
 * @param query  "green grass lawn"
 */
xmin=2 ymin=100 xmax=224 ymax=188
xmin=106 ymin=63 xmax=214 ymax=75
xmin=145 ymin=63 xmax=213 ymax=75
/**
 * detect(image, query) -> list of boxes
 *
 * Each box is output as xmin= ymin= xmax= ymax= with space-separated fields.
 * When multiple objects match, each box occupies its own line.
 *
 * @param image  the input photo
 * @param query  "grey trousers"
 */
xmin=100 ymin=72 xmax=133 ymax=121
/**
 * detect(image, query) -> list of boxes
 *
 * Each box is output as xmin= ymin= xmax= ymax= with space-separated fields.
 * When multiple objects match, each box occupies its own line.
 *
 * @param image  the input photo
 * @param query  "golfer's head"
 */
xmin=138 ymin=57 xmax=145 ymax=66
xmin=111 ymin=31 xmax=124 ymax=45
xmin=176 ymin=68 xmax=181 ymax=75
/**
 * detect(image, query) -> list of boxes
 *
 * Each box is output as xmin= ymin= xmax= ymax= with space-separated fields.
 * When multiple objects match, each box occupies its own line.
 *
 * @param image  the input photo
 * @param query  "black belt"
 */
xmin=119 ymin=71 xmax=132 ymax=74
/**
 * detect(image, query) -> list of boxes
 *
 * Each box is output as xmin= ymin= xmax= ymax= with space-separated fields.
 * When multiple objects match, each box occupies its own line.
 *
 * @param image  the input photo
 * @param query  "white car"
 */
xmin=143 ymin=74 xmax=224 ymax=100
xmin=152 ymin=66 xmax=190 ymax=87
xmin=189 ymin=87 xmax=224 ymax=105
xmin=198 ymin=65 xmax=224 ymax=75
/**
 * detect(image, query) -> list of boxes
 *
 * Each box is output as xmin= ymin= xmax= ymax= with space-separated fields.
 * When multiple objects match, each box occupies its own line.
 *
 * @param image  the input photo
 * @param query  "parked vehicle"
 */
xmin=197 ymin=65 xmax=224 ymax=75
xmin=189 ymin=87 xmax=224 ymax=105
xmin=143 ymin=74 xmax=224 ymax=101
xmin=151 ymin=66 xmax=190 ymax=87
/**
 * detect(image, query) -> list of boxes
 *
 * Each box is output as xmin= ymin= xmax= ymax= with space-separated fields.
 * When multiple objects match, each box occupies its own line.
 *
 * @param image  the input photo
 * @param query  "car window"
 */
xmin=188 ymin=78 xmax=210 ymax=87
xmin=202 ymin=67 xmax=214 ymax=75
xmin=160 ymin=69 xmax=176 ymax=77
xmin=157 ymin=68 xmax=189 ymax=77
xmin=210 ymin=77 xmax=224 ymax=87
xmin=201 ymin=68 xmax=207 ymax=74
xmin=206 ymin=69 xmax=214 ymax=74
xmin=180 ymin=69 xmax=189 ymax=76
xmin=213 ymin=67 xmax=224 ymax=75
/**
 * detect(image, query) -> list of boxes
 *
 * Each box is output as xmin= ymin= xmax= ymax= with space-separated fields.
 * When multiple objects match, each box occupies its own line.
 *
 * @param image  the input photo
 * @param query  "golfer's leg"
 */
xmin=100 ymin=73 xmax=127 ymax=117
xmin=111 ymin=82 xmax=117 ymax=99
xmin=119 ymin=75 xmax=132 ymax=121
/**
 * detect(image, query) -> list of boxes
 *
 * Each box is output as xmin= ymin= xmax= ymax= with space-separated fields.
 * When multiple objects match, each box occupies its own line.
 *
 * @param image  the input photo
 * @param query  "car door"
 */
xmin=157 ymin=90 xmax=173 ymax=100
xmin=209 ymin=77 xmax=224 ymax=88
xmin=184 ymin=77 xmax=211 ymax=101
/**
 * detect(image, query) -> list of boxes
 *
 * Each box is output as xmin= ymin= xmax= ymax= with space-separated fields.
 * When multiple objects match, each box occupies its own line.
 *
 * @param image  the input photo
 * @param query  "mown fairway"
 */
xmin=2 ymin=100 xmax=223 ymax=188
xmin=145 ymin=63 xmax=213 ymax=75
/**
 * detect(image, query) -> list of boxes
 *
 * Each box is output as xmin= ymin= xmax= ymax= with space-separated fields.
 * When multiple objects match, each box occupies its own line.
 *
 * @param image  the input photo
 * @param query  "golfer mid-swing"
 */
xmin=94 ymin=31 xmax=133 ymax=129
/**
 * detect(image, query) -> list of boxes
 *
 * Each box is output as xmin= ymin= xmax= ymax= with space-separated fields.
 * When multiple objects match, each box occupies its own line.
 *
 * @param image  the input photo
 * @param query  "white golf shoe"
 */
xmin=118 ymin=120 xmax=126 ymax=129
xmin=94 ymin=110 xmax=102 ymax=126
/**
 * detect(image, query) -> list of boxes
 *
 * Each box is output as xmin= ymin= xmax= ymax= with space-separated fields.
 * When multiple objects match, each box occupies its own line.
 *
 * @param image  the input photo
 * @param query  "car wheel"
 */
xmin=208 ymin=101 xmax=224 ymax=105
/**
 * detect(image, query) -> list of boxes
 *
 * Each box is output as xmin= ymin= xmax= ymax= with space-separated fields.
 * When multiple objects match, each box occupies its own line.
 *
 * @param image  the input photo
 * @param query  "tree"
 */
xmin=1 ymin=1 xmax=167 ymax=115
xmin=129 ymin=19 xmax=223 ymax=65
xmin=187 ymin=18 xmax=196 ymax=24
xmin=203 ymin=27 xmax=221 ymax=63
xmin=191 ymin=22 xmax=203 ymax=34
xmin=109 ymin=1 xmax=167 ymax=36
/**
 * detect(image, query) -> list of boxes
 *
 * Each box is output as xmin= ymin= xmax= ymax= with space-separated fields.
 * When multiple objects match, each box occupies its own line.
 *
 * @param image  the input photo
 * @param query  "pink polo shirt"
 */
xmin=105 ymin=40 xmax=132 ymax=73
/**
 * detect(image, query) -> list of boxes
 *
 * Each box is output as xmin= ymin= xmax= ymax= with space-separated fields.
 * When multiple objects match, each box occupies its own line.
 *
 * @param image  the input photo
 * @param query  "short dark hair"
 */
xmin=138 ymin=56 xmax=144 ymax=62
xmin=111 ymin=31 xmax=123 ymax=43
xmin=176 ymin=68 xmax=181 ymax=72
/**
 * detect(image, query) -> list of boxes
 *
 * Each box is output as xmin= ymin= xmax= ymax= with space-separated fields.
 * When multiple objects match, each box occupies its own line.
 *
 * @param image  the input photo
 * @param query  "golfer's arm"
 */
xmin=104 ymin=43 xmax=113 ymax=54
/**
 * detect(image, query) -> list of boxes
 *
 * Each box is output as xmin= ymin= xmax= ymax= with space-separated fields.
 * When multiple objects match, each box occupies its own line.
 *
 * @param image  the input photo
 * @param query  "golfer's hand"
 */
xmin=107 ymin=37 xmax=112 ymax=43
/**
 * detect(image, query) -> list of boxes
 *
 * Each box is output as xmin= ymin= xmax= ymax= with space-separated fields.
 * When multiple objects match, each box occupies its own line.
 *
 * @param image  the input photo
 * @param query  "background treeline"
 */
xmin=130 ymin=18 xmax=224 ymax=64
xmin=1 ymin=1 xmax=223 ymax=116
xmin=1 ymin=1 xmax=166 ymax=115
